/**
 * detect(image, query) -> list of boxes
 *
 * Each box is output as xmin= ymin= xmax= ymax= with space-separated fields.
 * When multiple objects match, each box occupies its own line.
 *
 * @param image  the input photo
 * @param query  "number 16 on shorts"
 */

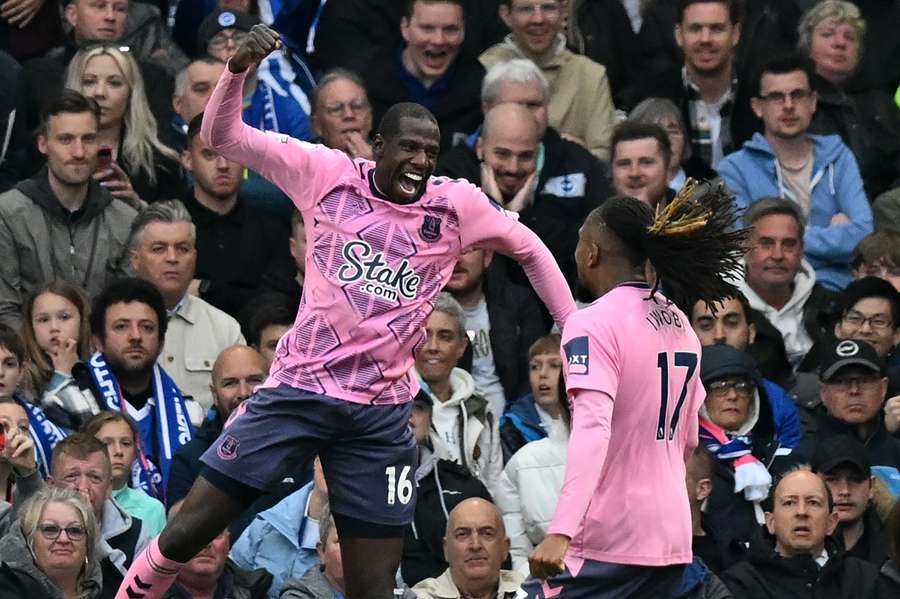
xmin=385 ymin=465 xmax=413 ymax=505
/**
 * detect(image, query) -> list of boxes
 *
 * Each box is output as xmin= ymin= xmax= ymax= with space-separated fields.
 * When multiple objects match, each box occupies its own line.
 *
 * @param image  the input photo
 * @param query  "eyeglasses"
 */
xmin=824 ymin=376 xmax=883 ymax=392
xmin=208 ymin=30 xmax=249 ymax=49
xmin=758 ymin=89 xmax=813 ymax=104
xmin=322 ymin=100 xmax=370 ymax=117
xmin=707 ymin=379 xmax=754 ymax=397
xmin=841 ymin=311 xmax=893 ymax=331
xmin=511 ymin=2 xmax=561 ymax=18
xmin=37 ymin=524 xmax=87 ymax=542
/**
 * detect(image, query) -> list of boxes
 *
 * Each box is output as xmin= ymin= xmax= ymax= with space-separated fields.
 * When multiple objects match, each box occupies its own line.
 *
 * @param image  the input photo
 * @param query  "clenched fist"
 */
xmin=229 ymin=24 xmax=282 ymax=73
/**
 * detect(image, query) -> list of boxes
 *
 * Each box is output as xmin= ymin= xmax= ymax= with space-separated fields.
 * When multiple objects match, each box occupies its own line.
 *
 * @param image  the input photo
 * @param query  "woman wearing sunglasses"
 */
xmin=0 ymin=486 xmax=102 ymax=599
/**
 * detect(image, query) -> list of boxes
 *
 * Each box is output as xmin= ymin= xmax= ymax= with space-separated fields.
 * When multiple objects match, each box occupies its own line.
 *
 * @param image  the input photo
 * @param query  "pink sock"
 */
xmin=115 ymin=537 xmax=184 ymax=599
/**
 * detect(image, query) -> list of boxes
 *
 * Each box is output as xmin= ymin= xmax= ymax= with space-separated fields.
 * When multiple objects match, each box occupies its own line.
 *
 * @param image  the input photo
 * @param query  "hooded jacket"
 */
xmin=720 ymin=534 xmax=884 ymax=599
xmin=738 ymin=259 xmax=831 ymax=371
xmin=229 ymin=481 xmax=320 ymax=599
xmin=0 ymin=523 xmax=103 ymax=599
xmin=0 ymin=469 xmax=43 ymax=539
xmin=98 ymin=496 xmax=150 ymax=581
xmin=719 ymin=133 xmax=873 ymax=291
xmin=0 ymin=168 xmax=137 ymax=328
xmin=881 ymin=559 xmax=900 ymax=596
xmin=423 ymin=368 xmax=503 ymax=495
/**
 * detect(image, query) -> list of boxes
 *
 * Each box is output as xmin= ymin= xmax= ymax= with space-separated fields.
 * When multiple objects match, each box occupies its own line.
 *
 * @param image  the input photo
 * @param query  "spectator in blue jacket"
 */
xmin=718 ymin=53 xmax=872 ymax=291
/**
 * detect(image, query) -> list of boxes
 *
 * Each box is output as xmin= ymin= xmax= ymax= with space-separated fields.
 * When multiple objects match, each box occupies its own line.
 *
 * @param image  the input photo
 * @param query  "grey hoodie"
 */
xmin=0 ymin=469 xmax=43 ymax=539
xmin=0 ymin=522 xmax=102 ymax=599
xmin=98 ymin=496 xmax=150 ymax=576
xmin=279 ymin=566 xmax=416 ymax=599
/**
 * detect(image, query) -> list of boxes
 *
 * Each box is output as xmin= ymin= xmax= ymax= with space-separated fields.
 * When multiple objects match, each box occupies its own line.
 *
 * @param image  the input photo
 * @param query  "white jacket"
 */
xmin=738 ymin=258 xmax=817 ymax=370
xmin=494 ymin=420 xmax=568 ymax=573
xmin=422 ymin=367 xmax=503 ymax=496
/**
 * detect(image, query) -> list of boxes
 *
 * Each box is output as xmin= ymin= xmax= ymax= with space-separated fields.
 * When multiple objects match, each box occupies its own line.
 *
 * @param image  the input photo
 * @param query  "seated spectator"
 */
xmin=437 ymin=59 xmax=610 ymax=287
xmin=65 ymin=44 xmax=184 ymax=207
xmin=20 ymin=282 xmax=94 ymax=425
xmin=719 ymin=54 xmax=873 ymax=290
xmin=167 ymin=345 xmax=302 ymax=537
xmin=689 ymin=292 xmax=800 ymax=409
xmin=180 ymin=114 xmax=292 ymax=318
xmin=797 ymin=339 xmax=900 ymax=469
xmin=444 ymin=242 xmax=546 ymax=417
xmin=412 ymin=497 xmax=523 ymax=598
xmin=0 ymin=50 xmax=27 ymax=192
xmin=128 ymin=201 xmax=245 ymax=414
xmin=48 ymin=433 xmax=150 ymax=594
xmin=799 ymin=1 xmax=900 ymax=200
xmin=495 ymin=370 xmax=566 ymax=572
xmin=22 ymin=0 xmax=175 ymax=138
xmin=83 ymin=278 xmax=195 ymax=496
xmin=480 ymin=0 xmax=615 ymax=160
xmin=230 ymin=457 xmax=328 ymax=599
xmin=83 ymin=411 xmax=166 ymax=538
xmin=812 ymin=435 xmax=888 ymax=565
xmin=0 ymin=91 xmax=137 ymax=329
xmin=699 ymin=344 xmax=799 ymax=553
xmin=737 ymin=199 xmax=834 ymax=371
xmin=240 ymin=293 xmax=297 ymax=371
xmin=883 ymin=500 xmax=900 ymax=594
xmin=721 ymin=466 xmax=884 ymax=599
xmin=609 ymin=121 xmax=673 ymax=209
xmin=0 ymin=487 xmax=102 ymax=599
xmin=310 ymin=69 xmax=374 ymax=160
xmin=414 ymin=294 xmax=503 ymax=495
xmin=357 ymin=0 xmax=485 ymax=152
xmin=402 ymin=390 xmax=492 ymax=586
xmin=498 ymin=334 xmax=562 ymax=460
xmin=0 ymin=398 xmax=41 ymax=531
xmin=200 ymin=8 xmax=316 ymax=142
xmin=853 ymin=231 xmax=900 ymax=292
xmin=677 ymin=446 xmax=735 ymax=595
xmin=166 ymin=499 xmax=272 ymax=599
xmin=120 ymin=0 xmax=189 ymax=75
xmin=0 ymin=326 xmax=67 ymax=479
xmin=167 ymin=57 xmax=226 ymax=153
xmin=279 ymin=505 xmax=350 ymax=599
xmin=628 ymin=97 xmax=716 ymax=192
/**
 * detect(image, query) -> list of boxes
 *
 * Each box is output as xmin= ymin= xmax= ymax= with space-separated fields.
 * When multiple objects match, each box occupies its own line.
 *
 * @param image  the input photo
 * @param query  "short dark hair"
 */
xmin=0 ymin=323 xmax=25 ymax=364
xmin=377 ymin=102 xmax=439 ymax=142
xmin=743 ymin=197 xmax=806 ymax=239
xmin=51 ymin=432 xmax=112 ymax=479
xmin=835 ymin=276 xmax=900 ymax=328
xmin=688 ymin=289 xmax=753 ymax=324
xmin=404 ymin=0 xmax=464 ymax=19
xmin=610 ymin=121 xmax=672 ymax=169
xmin=187 ymin=112 xmax=204 ymax=146
xmin=753 ymin=52 xmax=816 ymax=98
xmin=240 ymin=293 xmax=298 ymax=347
xmin=90 ymin=278 xmax=168 ymax=343
xmin=38 ymin=89 xmax=101 ymax=138
xmin=677 ymin=0 xmax=743 ymax=24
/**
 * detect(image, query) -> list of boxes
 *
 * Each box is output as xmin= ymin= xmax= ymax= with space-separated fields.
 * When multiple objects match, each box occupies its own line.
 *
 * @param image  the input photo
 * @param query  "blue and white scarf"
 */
xmin=15 ymin=394 xmax=68 ymax=479
xmin=87 ymin=353 xmax=193 ymax=501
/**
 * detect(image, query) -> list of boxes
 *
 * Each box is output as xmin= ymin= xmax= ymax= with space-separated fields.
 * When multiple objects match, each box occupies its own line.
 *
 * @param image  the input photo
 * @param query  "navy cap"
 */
xmin=812 ymin=434 xmax=871 ymax=478
xmin=197 ymin=9 xmax=261 ymax=54
xmin=700 ymin=344 xmax=762 ymax=386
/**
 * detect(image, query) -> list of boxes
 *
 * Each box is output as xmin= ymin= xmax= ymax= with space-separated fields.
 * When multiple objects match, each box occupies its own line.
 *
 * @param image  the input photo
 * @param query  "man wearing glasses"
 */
xmin=797 ymin=339 xmax=900 ymax=468
xmin=719 ymin=52 xmax=872 ymax=291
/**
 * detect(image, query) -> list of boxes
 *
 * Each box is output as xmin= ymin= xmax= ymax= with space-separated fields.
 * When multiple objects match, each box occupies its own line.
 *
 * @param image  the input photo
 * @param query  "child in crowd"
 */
xmin=84 ymin=411 xmax=167 ymax=537
xmin=21 ymin=281 xmax=97 ymax=430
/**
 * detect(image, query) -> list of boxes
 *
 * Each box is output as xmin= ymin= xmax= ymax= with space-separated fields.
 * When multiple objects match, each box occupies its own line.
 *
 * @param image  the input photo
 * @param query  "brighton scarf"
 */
xmin=16 ymin=394 xmax=68 ymax=479
xmin=699 ymin=417 xmax=772 ymax=502
xmin=87 ymin=353 xmax=193 ymax=500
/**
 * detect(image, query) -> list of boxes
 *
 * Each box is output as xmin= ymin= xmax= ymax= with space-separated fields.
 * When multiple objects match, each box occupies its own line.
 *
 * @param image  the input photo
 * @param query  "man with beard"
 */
xmin=115 ymin=23 xmax=575 ymax=599
xmin=525 ymin=181 xmax=748 ymax=597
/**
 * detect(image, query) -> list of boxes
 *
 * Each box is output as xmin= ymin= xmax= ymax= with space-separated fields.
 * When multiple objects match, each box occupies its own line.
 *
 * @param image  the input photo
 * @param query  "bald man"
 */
xmin=413 ymin=498 xmax=524 ymax=599
xmin=477 ymin=103 xmax=541 ymax=212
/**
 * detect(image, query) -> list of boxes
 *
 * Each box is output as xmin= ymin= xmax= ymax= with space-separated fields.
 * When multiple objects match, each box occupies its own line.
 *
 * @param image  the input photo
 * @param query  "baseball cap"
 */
xmin=811 ymin=434 xmax=871 ymax=478
xmin=197 ymin=9 xmax=260 ymax=54
xmin=818 ymin=339 xmax=885 ymax=382
xmin=699 ymin=344 xmax=762 ymax=386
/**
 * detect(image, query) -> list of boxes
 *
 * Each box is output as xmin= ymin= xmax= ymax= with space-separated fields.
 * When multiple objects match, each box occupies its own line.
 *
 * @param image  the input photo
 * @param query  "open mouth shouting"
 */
xmin=396 ymin=171 xmax=426 ymax=199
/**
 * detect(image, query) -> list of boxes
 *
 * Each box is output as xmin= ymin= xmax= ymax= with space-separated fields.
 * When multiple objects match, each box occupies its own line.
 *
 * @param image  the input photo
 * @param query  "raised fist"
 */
xmin=229 ymin=24 xmax=282 ymax=73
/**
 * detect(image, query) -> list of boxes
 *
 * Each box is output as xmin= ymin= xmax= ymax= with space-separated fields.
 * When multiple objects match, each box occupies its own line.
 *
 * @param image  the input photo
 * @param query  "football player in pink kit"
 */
xmin=525 ymin=183 xmax=748 ymax=598
xmin=116 ymin=25 xmax=576 ymax=599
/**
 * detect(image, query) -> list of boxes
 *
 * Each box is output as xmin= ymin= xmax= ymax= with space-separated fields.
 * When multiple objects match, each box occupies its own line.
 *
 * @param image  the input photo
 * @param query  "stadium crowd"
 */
xmin=0 ymin=0 xmax=899 ymax=598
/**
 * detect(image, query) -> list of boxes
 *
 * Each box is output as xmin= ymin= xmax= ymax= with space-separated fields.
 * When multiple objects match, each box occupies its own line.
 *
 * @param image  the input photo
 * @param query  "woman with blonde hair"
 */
xmin=0 ymin=486 xmax=102 ymax=599
xmin=65 ymin=45 xmax=182 ymax=208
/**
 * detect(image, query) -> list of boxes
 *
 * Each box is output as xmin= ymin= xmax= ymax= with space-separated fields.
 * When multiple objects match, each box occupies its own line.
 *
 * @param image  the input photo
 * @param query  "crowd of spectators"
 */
xmin=0 ymin=0 xmax=898 ymax=598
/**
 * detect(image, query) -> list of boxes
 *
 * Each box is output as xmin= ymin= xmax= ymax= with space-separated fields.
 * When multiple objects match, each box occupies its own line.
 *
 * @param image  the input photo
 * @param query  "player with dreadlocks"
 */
xmin=524 ymin=179 xmax=749 ymax=598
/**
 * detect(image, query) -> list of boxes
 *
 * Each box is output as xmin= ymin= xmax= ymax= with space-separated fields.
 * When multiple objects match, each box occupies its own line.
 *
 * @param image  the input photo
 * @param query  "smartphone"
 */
xmin=0 ymin=427 xmax=5 ymax=453
xmin=97 ymin=146 xmax=113 ymax=171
